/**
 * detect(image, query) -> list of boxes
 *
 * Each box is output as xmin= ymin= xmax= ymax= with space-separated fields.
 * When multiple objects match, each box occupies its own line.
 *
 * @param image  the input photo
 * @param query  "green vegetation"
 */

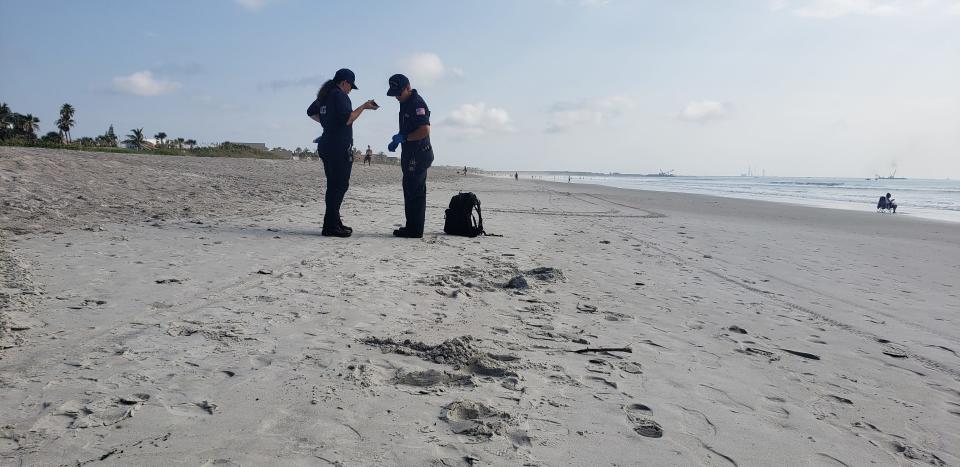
xmin=1 ymin=101 xmax=290 ymax=160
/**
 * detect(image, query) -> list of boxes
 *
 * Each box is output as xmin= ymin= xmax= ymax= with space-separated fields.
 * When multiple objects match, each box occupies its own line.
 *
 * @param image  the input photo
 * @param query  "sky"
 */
xmin=1 ymin=0 xmax=958 ymax=178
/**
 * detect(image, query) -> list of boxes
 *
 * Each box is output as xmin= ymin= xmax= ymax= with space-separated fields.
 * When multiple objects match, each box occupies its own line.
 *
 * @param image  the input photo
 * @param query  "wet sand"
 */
xmin=1 ymin=147 xmax=958 ymax=466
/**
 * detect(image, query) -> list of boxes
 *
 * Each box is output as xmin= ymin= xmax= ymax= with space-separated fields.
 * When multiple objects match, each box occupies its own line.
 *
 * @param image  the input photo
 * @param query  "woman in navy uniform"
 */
xmin=307 ymin=68 xmax=377 ymax=237
xmin=386 ymin=73 xmax=434 ymax=238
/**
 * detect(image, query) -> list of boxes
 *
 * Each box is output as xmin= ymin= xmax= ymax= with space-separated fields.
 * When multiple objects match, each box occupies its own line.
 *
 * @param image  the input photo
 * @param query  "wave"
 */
xmin=768 ymin=181 xmax=845 ymax=187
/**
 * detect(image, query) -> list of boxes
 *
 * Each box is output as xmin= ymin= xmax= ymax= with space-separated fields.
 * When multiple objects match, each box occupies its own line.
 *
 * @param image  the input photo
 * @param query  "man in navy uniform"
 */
xmin=386 ymin=74 xmax=434 ymax=238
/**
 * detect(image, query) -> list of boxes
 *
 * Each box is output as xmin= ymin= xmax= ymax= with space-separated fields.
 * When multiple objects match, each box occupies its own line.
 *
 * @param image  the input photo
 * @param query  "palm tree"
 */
xmin=124 ymin=128 xmax=146 ymax=149
xmin=56 ymin=103 xmax=76 ymax=143
xmin=175 ymin=137 xmax=185 ymax=149
xmin=154 ymin=132 xmax=167 ymax=147
xmin=185 ymin=139 xmax=197 ymax=149
xmin=21 ymin=114 xmax=40 ymax=136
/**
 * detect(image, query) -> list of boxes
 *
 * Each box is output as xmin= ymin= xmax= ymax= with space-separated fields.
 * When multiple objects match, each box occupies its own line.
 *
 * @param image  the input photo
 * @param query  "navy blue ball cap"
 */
xmin=334 ymin=68 xmax=358 ymax=89
xmin=387 ymin=74 xmax=409 ymax=96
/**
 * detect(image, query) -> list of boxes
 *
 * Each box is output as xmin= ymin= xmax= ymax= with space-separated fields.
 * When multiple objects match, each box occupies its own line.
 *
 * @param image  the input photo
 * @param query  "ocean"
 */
xmin=502 ymin=173 xmax=960 ymax=223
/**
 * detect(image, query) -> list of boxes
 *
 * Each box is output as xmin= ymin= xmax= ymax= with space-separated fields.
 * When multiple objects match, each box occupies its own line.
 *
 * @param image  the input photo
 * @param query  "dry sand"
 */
xmin=1 ymin=147 xmax=958 ymax=466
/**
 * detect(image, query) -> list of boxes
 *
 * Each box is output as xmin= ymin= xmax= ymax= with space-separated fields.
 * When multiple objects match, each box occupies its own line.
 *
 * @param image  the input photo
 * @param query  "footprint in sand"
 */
xmin=880 ymin=342 xmax=909 ymax=359
xmin=442 ymin=400 xmax=512 ymax=438
xmin=394 ymin=369 xmax=474 ymax=388
xmin=623 ymin=403 xmax=663 ymax=438
xmin=586 ymin=358 xmax=614 ymax=375
xmin=38 ymin=394 xmax=151 ymax=429
xmin=616 ymin=361 xmax=643 ymax=374
xmin=586 ymin=375 xmax=618 ymax=389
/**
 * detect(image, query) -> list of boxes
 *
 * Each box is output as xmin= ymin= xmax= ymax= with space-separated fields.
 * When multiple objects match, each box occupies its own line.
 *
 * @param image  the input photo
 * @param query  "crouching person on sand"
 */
xmin=307 ymin=68 xmax=377 ymax=237
xmin=386 ymin=73 xmax=434 ymax=239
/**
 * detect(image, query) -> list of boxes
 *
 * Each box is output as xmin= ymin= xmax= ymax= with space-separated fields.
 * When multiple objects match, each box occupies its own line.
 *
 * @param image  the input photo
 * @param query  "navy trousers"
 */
xmin=319 ymin=145 xmax=353 ymax=230
xmin=400 ymin=139 xmax=434 ymax=235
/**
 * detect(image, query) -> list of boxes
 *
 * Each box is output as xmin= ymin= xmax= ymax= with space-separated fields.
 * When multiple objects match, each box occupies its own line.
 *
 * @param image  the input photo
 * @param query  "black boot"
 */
xmin=322 ymin=226 xmax=352 ymax=237
xmin=393 ymin=227 xmax=422 ymax=238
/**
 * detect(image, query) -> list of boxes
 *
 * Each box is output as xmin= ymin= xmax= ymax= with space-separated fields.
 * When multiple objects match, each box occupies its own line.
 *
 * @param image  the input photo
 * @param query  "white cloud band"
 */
xmin=111 ymin=71 xmax=181 ymax=96
xmin=440 ymin=103 xmax=513 ymax=137
xmin=678 ymin=100 xmax=731 ymax=123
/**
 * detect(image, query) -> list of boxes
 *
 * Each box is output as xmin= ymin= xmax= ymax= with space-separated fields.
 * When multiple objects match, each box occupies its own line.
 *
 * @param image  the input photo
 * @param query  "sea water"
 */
xmin=505 ymin=174 xmax=960 ymax=223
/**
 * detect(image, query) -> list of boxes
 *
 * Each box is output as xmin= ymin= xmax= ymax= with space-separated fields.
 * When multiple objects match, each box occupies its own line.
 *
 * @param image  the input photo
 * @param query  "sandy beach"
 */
xmin=1 ymin=147 xmax=958 ymax=466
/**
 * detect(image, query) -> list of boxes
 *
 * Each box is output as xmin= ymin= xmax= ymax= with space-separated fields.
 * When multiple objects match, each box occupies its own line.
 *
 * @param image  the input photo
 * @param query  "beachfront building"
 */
xmin=368 ymin=152 xmax=399 ymax=165
xmin=123 ymin=138 xmax=156 ymax=150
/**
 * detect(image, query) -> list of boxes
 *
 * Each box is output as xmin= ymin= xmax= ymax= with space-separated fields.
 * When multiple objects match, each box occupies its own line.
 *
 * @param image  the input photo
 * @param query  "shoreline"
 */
xmin=482 ymin=171 xmax=960 ymax=224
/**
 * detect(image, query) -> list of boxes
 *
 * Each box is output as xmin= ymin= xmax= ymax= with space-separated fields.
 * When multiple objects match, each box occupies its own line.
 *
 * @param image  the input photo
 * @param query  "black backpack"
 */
xmin=444 ymin=192 xmax=485 ymax=237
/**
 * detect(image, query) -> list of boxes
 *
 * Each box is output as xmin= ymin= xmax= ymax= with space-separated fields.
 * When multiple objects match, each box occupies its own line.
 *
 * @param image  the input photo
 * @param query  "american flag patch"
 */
xmin=416 ymin=107 xmax=426 ymax=116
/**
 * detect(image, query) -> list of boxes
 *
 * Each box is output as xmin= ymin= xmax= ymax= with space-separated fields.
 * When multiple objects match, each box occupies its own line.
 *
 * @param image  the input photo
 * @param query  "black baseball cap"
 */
xmin=387 ymin=74 xmax=409 ymax=96
xmin=334 ymin=68 xmax=358 ymax=89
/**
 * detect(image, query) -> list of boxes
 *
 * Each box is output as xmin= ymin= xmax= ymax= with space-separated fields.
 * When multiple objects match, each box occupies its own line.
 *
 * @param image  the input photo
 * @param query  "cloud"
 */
xmin=111 ymin=71 xmax=181 ymax=96
xmin=258 ymin=75 xmax=326 ymax=91
xmin=235 ymin=0 xmax=270 ymax=11
xmin=440 ymin=103 xmax=513 ymax=137
xmin=546 ymin=95 xmax=635 ymax=133
xmin=678 ymin=100 xmax=732 ymax=123
xmin=399 ymin=52 xmax=463 ymax=86
xmin=774 ymin=0 xmax=957 ymax=18
xmin=579 ymin=0 xmax=611 ymax=5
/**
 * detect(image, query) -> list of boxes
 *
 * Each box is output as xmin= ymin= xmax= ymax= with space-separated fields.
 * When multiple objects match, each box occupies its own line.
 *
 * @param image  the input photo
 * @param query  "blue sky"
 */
xmin=2 ymin=0 xmax=958 ymax=177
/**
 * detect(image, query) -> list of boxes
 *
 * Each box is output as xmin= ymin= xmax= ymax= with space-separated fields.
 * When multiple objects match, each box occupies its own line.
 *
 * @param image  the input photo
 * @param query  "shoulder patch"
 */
xmin=416 ymin=107 xmax=426 ymax=116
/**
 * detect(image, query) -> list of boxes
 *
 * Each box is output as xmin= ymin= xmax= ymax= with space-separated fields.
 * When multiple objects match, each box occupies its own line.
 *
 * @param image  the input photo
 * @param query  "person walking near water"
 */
xmin=363 ymin=145 xmax=373 ymax=166
xmin=307 ymin=68 xmax=377 ymax=237
xmin=386 ymin=73 xmax=434 ymax=238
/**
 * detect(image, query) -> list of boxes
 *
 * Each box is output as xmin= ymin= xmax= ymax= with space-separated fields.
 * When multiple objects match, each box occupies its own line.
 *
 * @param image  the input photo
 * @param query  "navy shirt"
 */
xmin=308 ymin=86 xmax=352 ymax=149
xmin=398 ymin=89 xmax=430 ymax=139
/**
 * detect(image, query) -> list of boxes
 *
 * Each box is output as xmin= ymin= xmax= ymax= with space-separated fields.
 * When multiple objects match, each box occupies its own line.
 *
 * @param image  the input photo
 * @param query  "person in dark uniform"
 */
xmin=307 ymin=68 xmax=377 ymax=237
xmin=386 ymin=74 xmax=434 ymax=238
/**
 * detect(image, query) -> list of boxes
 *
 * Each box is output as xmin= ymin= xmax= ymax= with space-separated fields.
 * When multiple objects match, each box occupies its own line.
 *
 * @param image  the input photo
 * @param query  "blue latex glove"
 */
xmin=312 ymin=136 xmax=321 ymax=144
xmin=387 ymin=133 xmax=405 ymax=152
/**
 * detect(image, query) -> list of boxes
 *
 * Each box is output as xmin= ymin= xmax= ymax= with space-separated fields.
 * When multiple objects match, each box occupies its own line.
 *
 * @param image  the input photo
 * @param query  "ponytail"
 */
xmin=316 ymin=79 xmax=337 ymax=103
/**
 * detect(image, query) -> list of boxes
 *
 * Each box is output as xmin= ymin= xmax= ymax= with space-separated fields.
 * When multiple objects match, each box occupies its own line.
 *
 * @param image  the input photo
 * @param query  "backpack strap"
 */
xmin=475 ymin=203 xmax=484 ymax=234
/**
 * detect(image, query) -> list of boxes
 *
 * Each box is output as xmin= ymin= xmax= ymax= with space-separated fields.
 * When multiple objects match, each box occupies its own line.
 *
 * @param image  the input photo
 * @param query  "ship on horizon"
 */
xmin=875 ymin=169 xmax=907 ymax=180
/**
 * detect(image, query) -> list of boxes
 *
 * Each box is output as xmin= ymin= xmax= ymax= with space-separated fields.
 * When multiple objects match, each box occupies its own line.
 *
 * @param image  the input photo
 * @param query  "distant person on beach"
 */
xmin=514 ymin=172 xmax=519 ymax=181
xmin=363 ymin=145 xmax=373 ymax=166
xmin=386 ymin=73 xmax=433 ymax=238
xmin=463 ymin=166 xmax=467 ymax=176
xmin=877 ymin=192 xmax=898 ymax=213
xmin=307 ymin=68 xmax=378 ymax=237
